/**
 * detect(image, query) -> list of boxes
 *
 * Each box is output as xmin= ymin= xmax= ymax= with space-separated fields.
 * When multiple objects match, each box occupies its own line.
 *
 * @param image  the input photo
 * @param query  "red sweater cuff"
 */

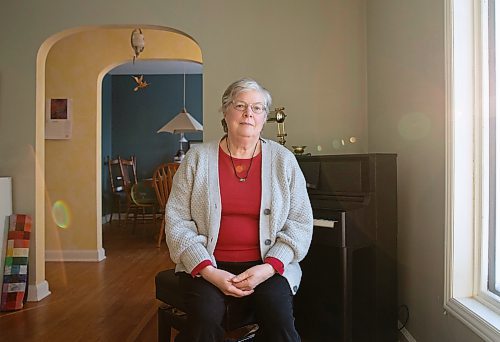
xmin=264 ymin=257 xmax=284 ymax=275
xmin=191 ymin=260 xmax=213 ymax=277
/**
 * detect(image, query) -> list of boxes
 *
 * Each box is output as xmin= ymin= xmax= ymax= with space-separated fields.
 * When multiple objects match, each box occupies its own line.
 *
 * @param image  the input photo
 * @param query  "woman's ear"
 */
xmin=221 ymin=117 xmax=228 ymax=133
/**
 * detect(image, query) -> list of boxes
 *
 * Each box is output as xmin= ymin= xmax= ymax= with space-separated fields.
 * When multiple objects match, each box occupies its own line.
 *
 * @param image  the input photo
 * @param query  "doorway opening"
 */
xmin=101 ymin=60 xmax=203 ymax=242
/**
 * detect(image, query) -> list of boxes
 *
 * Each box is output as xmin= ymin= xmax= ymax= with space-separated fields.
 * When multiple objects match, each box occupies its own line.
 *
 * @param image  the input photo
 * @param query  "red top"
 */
xmin=215 ymin=146 xmax=262 ymax=261
xmin=190 ymin=145 xmax=284 ymax=276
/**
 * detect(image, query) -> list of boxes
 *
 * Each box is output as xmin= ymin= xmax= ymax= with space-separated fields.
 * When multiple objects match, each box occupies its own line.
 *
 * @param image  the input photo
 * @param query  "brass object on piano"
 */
xmin=266 ymin=107 xmax=287 ymax=145
xmin=292 ymin=145 xmax=306 ymax=155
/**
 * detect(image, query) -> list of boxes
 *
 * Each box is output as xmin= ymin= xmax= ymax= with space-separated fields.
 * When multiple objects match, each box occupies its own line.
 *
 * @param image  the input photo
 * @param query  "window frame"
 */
xmin=445 ymin=0 xmax=500 ymax=340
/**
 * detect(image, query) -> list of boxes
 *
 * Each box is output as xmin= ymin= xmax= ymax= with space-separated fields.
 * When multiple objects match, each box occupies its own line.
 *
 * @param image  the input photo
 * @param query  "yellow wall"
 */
xmin=44 ymin=27 xmax=202 ymax=256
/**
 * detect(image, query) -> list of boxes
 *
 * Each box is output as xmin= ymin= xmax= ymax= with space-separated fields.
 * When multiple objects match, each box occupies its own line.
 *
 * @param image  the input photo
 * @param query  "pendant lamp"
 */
xmin=157 ymin=73 xmax=203 ymax=162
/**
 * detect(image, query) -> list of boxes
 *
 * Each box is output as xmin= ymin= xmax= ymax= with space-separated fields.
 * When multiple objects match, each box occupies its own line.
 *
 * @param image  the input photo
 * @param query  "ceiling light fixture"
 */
xmin=157 ymin=73 xmax=203 ymax=162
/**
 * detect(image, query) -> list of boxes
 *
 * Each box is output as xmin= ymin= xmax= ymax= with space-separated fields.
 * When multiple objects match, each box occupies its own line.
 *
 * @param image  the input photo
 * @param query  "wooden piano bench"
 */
xmin=155 ymin=269 xmax=258 ymax=342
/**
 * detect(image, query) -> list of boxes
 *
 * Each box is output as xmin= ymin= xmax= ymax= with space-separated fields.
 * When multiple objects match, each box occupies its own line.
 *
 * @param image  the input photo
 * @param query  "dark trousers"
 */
xmin=175 ymin=261 xmax=300 ymax=342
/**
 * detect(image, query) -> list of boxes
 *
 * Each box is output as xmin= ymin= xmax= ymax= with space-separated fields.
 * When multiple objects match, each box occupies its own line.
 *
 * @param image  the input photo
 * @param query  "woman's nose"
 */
xmin=243 ymin=107 xmax=253 ymax=117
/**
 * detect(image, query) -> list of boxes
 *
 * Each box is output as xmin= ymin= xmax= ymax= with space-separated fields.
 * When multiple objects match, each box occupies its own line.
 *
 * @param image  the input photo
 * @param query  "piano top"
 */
xmin=296 ymin=153 xmax=397 ymax=212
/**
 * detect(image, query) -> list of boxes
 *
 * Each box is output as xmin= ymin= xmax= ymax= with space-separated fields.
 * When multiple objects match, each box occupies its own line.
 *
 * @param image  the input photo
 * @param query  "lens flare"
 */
xmin=52 ymin=200 xmax=71 ymax=229
xmin=398 ymin=112 xmax=431 ymax=141
xmin=316 ymin=145 xmax=323 ymax=152
xmin=332 ymin=140 xmax=342 ymax=150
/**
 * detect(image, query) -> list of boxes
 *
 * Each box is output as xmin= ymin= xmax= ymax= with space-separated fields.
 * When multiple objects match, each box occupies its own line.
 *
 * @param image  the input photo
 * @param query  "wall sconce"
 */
xmin=130 ymin=28 xmax=145 ymax=63
xmin=267 ymin=107 xmax=287 ymax=146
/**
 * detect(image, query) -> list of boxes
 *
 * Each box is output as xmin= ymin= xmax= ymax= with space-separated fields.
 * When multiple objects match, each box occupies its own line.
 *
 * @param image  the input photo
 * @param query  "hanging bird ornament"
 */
xmin=130 ymin=29 xmax=148 ymax=91
xmin=132 ymin=75 xmax=150 ymax=91
xmin=130 ymin=28 xmax=145 ymax=64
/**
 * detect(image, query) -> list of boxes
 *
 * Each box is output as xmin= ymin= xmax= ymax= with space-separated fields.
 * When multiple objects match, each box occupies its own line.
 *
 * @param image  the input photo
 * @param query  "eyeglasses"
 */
xmin=231 ymin=101 xmax=267 ymax=115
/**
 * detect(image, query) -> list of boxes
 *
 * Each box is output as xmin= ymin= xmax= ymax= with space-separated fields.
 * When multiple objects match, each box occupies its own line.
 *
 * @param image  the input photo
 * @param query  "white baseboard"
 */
xmin=27 ymin=280 xmax=51 ymax=302
xmin=45 ymin=248 xmax=106 ymax=262
xmin=97 ymin=247 xmax=106 ymax=261
xmin=398 ymin=321 xmax=417 ymax=342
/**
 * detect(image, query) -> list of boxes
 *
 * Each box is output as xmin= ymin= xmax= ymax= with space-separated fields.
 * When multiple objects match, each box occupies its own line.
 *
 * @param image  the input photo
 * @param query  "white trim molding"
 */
xmin=398 ymin=323 xmax=417 ymax=342
xmin=45 ymin=248 xmax=106 ymax=262
xmin=445 ymin=298 xmax=500 ymax=341
xmin=26 ymin=280 xmax=51 ymax=302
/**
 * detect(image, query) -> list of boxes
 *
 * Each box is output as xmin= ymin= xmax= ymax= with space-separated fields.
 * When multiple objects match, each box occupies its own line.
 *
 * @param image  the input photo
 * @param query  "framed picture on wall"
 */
xmin=47 ymin=98 xmax=72 ymax=122
xmin=45 ymin=98 xmax=73 ymax=139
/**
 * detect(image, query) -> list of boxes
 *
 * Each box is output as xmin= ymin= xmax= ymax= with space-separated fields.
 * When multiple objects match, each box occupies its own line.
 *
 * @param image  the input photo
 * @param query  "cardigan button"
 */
xmin=264 ymin=239 xmax=272 ymax=245
xmin=293 ymin=285 xmax=298 ymax=293
xmin=263 ymin=208 xmax=271 ymax=215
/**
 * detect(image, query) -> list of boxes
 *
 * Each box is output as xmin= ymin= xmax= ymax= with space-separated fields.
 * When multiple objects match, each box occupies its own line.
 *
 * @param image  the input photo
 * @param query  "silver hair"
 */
xmin=220 ymin=78 xmax=272 ymax=114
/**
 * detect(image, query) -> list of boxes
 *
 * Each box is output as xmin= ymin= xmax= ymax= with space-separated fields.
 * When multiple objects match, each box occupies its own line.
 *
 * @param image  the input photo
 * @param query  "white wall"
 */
xmin=367 ymin=1 xmax=483 ymax=341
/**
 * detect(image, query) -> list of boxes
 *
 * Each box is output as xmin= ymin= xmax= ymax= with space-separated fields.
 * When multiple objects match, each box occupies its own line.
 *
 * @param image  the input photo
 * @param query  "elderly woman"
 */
xmin=165 ymin=78 xmax=313 ymax=342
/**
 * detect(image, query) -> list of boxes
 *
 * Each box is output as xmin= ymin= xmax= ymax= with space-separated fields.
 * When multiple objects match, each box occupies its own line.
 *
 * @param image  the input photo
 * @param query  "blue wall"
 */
xmin=102 ymin=74 xmax=203 ymax=216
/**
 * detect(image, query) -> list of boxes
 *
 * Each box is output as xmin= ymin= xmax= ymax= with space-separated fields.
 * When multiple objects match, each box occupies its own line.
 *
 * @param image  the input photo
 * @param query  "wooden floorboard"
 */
xmin=0 ymin=221 xmax=174 ymax=341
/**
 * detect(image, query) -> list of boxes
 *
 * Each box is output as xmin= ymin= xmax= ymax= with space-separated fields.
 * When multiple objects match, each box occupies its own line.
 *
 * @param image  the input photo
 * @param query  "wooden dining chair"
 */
xmin=130 ymin=179 xmax=157 ymax=225
xmin=153 ymin=162 xmax=182 ymax=247
xmin=152 ymin=163 xmax=170 ymax=248
xmin=166 ymin=162 xmax=180 ymax=193
xmin=116 ymin=156 xmax=138 ymax=226
xmin=118 ymin=156 xmax=138 ymax=190
xmin=119 ymin=156 xmax=156 ymax=229
xmin=107 ymin=156 xmax=128 ymax=225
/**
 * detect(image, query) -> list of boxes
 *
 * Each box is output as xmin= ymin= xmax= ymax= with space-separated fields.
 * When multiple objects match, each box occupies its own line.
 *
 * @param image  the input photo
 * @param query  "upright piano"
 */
xmin=293 ymin=153 xmax=398 ymax=341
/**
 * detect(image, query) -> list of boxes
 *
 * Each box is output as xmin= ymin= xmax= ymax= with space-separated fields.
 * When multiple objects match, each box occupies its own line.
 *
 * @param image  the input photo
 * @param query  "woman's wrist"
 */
xmin=264 ymin=257 xmax=284 ymax=275
xmin=199 ymin=265 xmax=216 ymax=278
xmin=191 ymin=260 xmax=213 ymax=277
xmin=260 ymin=263 xmax=276 ymax=277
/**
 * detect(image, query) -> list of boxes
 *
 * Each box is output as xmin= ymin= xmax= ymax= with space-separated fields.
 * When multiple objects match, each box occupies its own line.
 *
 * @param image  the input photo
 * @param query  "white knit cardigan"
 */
xmin=164 ymin=138 xmax=313 ymax=294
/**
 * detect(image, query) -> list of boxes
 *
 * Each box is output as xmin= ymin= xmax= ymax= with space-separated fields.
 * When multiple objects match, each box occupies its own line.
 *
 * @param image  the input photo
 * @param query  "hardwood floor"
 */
xmin=0 ymin=221 xmax=174 ymax=341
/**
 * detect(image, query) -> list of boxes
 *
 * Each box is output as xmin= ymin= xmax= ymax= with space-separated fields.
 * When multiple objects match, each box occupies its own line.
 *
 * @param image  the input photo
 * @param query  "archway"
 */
xmin=33 ymin=25 xmax=202 ymax=301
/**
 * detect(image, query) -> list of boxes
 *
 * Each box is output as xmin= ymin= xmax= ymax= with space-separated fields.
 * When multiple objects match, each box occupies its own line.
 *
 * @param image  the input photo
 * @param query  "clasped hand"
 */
xmin=200 ymin=264 xmax=276 ymax=298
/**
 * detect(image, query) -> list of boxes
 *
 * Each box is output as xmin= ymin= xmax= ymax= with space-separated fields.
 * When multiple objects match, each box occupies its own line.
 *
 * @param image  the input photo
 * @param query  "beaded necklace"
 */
xmin=226 ymin=137 xmax=259 ymax=182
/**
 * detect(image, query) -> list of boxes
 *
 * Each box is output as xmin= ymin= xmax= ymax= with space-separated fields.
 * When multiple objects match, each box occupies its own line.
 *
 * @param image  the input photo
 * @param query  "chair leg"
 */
xmin=157 ymin=217 xmax=165 ymax=248
xmin=126 ymin=203 xmax=134 ymax=228
xmin=158 ymin=306 xmax=172 ymax=342
xmin=117 ymin=198 xmax=122 ymax=225
xmin=125 ymin=207 xmax=129 ymax=226
xmin=131 ymin=207 xmax=137 ymax=233
xmin=113 ymin=198 xmax=118 ymax=226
